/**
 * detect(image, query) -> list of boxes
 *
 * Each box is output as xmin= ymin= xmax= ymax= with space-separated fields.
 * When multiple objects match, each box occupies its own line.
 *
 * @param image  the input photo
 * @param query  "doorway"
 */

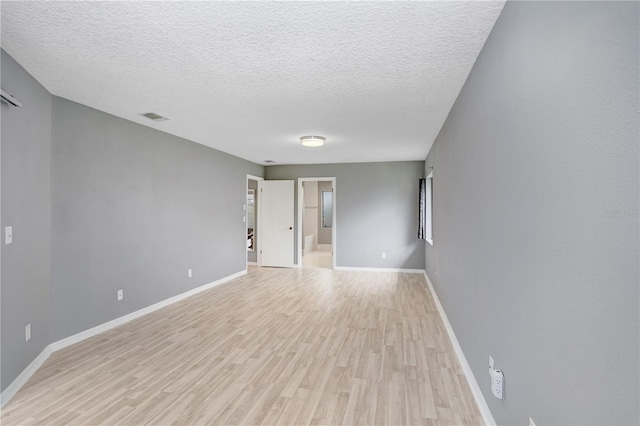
xmin=298 ymin=177 xmax=336 ymax=269
xmin=247 ymin=175 xmax=296 ymax=269
xmin=246 ymin=174 xmax=263 ymax=268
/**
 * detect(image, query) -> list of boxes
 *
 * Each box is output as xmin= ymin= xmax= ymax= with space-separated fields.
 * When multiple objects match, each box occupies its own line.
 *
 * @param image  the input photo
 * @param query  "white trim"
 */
xmin=51 ymin=270 xmax=246 ymax=352
xmin=334 ymin=266 xmax=425 ymax=274
xmin=1 ymin=346 xmax=52 ymax=408
xmin=422 ymin=271 xmax=496 ymax=426
xmin=0 ymin=269 xmax=246 ymax=408
xmin=426 ymin=238 xmax=433 ymax=246
xmin=297 ymin=177 xmax=337 ymax=270
xmin=247 ymin=261 xmax=257 ymax=266
xmin=316 ymin=243 xmax=332 ymax=250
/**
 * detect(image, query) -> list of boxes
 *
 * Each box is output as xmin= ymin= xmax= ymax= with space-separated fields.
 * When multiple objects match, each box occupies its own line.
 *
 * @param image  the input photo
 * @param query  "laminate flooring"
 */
xmin=302 ymin=247 xmax=332 ymax=269
xmin=2 ymin=267 xmax=483 ymax=425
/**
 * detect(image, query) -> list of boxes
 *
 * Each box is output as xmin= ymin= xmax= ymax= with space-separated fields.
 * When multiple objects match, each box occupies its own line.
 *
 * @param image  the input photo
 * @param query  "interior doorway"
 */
xmin=246 ymin=174 xmax=263 ymax=268
xmin=298 ymin=177 xmax=336 ymax=269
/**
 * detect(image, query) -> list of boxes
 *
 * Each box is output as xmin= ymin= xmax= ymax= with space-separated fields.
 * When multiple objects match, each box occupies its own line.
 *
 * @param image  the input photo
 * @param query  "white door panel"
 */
xmin=261 ymin=180 xmax=295 ymax=267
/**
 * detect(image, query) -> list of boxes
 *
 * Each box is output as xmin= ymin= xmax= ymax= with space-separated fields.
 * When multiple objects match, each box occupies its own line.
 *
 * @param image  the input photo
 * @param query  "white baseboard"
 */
xmin=422 ymin=271 xmax=495 ymax=426
xmin=1 ymin=269 xmax=247 ymax=408
xmin=316 ymin=244 xmax=332 ymax=249
xmin=335 ymin=266 xmax=425 ymax=274
xmin=50 ymin=270 xmax=246 ymax=352
xmin=247 ymin=262 xmax=257 ymax=266
xmin=1 ymin=346 xmax=52 ymax=408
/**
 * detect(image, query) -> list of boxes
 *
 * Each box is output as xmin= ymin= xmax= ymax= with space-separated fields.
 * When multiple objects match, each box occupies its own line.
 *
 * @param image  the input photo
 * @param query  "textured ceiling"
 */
xmin=1 ymin=1 xmax=504 ymax=165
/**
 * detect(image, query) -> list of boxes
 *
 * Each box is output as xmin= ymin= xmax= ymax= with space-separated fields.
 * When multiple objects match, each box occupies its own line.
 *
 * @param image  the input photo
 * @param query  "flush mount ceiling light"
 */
xmin=300 ymin=135 xmax=325 ymax=147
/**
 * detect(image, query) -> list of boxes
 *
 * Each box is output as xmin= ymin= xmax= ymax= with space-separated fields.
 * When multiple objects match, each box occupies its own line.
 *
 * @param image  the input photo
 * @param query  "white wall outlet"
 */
xmin=381 ymin=252 xmax=386 ymax=259
xmin=529 ymin=417 xmax=536 ymax=426
xmin=489 ymin=356 xmax=494 ymax=374
xmin=188 ymin=269 xmax=193 ymax=278
xmin=5 ymin=226 xmax=13 ymax=245
xmin=25 ymin=323 xmax=31 ymax=342
xmin=117 ymin=289 xmax=123 ymax=301
xmin=490 ymin=368 xmax=504 ymax=399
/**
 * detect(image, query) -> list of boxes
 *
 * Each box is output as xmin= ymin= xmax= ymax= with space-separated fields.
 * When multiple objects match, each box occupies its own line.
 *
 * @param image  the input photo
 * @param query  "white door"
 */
xmin=261 ymin=180 xmax=295 ymax=267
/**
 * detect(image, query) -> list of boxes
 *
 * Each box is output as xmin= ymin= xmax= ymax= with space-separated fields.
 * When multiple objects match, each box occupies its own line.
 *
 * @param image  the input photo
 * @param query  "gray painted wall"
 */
xmin=424 ymin=2 xmax=639 ymax=425
xmin=1 ymin=50 xmax=52 ymax=391
xmin=50 ymin=97 xmax=264 ymax=341
xmin=317 ymin=181 xmax=333 ymax=245
xmin=266 ymin=162 xmax=425 ymax=269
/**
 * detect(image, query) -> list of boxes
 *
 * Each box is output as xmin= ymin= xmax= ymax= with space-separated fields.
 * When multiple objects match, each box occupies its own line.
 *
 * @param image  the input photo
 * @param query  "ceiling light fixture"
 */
xmin=300 ymin=135 xmax=325 ymax=147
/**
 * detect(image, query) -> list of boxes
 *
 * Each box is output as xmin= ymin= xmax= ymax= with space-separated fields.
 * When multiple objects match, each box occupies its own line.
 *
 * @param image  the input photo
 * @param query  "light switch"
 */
xmin=5 ymin=226 xmax=12 ymax=244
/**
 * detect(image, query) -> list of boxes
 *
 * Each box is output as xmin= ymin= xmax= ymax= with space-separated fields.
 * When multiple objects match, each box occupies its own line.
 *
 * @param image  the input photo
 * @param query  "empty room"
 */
xmin=1 ymin=1 xmax=638 ymax=425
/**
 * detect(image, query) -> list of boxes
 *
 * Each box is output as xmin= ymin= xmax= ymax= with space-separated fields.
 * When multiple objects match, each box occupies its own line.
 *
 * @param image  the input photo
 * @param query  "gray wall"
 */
xmin=1 ymin=50 xmax=52 ymax=391
xmin=317 ymin=181 xmax=332 ymax=244
xmin=50 ymin=97 xmax=263 ymax=341
xmin=266 ymin=162 xmax=425 ymax=269
xmin=424 ymin=2 xmax=639 ymax=425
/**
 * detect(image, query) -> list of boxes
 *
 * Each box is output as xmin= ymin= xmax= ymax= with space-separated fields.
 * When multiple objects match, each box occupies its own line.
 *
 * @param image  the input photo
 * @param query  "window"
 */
xmin=419 ymin=171 xmax=433 ymax=245
xmin=322 ymin=190 xmax=333 ymax=227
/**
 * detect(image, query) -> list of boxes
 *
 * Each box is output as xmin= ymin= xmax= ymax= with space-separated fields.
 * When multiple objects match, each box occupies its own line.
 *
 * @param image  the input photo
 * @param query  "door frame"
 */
xmin=297 ymin=177 xmax=337 ymax=269
xmin=246 ymin=174 xmax=264 ymax=269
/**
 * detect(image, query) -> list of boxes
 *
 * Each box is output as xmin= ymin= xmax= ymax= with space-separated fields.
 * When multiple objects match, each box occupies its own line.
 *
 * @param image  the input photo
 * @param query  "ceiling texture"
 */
xmin=1 ymin=1 xmax=504 ymax=165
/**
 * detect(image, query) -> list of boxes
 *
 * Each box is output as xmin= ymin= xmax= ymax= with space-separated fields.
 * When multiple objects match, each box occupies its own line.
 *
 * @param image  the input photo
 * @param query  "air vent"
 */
xmin=264 ymin=160 xmax=275 ymax=163
xmin=140 ymin=112 xmax=168 ymax=122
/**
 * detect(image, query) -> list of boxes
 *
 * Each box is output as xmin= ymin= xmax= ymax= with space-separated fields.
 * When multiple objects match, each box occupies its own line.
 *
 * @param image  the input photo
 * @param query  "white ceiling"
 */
xmin=1 ymin=1 xmax=504 ymax=165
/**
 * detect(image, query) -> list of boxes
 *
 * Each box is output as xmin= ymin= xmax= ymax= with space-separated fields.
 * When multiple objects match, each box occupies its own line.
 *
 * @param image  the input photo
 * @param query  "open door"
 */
xmin=261 ymin=180 xmax=295 ymax=268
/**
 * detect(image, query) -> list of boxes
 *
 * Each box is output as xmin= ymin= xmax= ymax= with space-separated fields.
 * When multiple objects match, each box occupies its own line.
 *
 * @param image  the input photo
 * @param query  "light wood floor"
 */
xmin=2 ymin=267 xmax=482 ymax=425
xmin=302 ymin=247 xmax=332 ymax=269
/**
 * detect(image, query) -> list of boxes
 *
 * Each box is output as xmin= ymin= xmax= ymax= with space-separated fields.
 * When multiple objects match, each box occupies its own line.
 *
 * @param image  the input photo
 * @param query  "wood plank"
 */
xmin=1 ymin=267 xmax=482 ymax=425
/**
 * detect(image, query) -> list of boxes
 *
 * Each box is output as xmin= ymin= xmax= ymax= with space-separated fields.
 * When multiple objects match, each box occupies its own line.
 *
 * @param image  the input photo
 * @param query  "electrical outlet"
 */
xmin=381 ymin=252 xmax=386 ymax=259
xmin=529 ymin=418 xmax=536 ymax=426
xmin=188 ymin=269 xmax=193 ymax=278
xmin=117 ymin=289 xmax=123 ymax=301
xmin=491 ymin=368 xmax=504 ymax=399
xmin=5 ymin=226 xmax=13 ymax=245
xmin=489 ymin=356 xmax=494 ymax=374
xmin=25 ymin=323 xmax=31 ymax=342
